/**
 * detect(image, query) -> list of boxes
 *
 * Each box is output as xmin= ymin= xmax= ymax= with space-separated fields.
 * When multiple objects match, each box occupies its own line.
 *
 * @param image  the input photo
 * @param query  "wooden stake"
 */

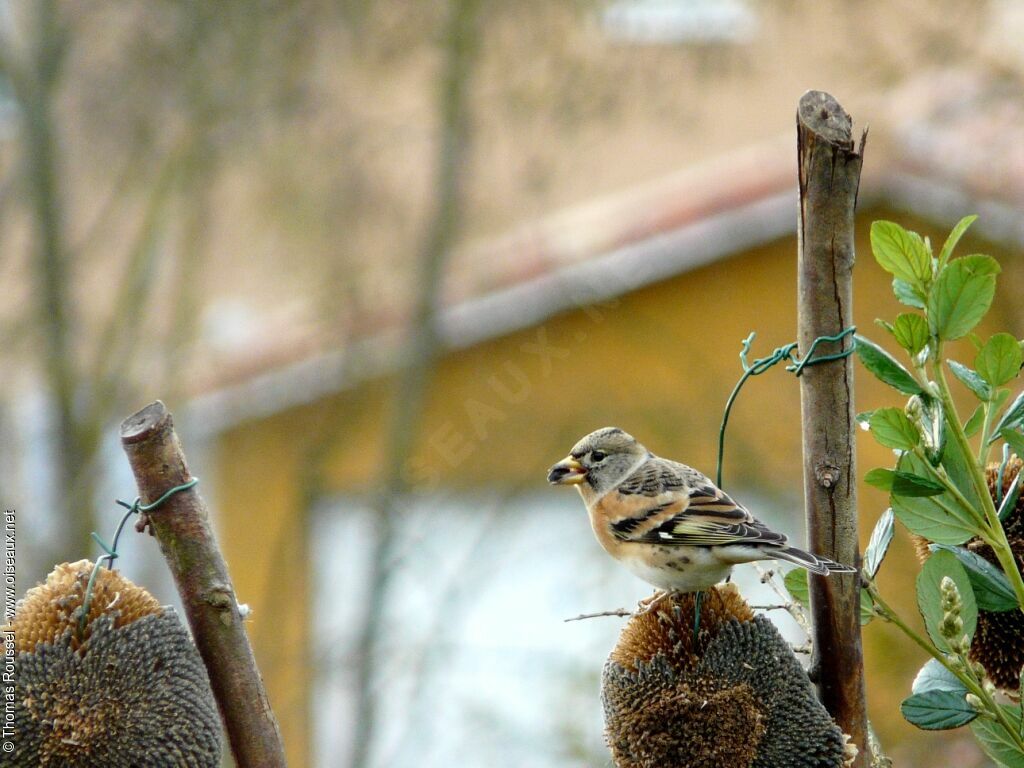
xmin=121 ymin=401 xmax=287 ymax=768
xmin=796 ymin=90 xmax=868 ymax=766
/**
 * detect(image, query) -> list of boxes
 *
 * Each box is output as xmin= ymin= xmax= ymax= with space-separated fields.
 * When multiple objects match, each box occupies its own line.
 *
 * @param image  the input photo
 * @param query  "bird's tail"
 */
xmin=775 ymin=546 xmax=857 ymax=576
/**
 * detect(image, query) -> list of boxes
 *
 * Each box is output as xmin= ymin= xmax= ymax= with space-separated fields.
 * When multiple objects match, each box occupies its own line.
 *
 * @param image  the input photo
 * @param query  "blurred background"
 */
xmin=3 ymin=1 xmax=1024 ymax=766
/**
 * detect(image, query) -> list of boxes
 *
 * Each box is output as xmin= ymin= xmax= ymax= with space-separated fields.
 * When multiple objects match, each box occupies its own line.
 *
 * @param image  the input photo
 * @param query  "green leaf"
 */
xmin=901 ymin=690 xmax=978 ymax=730
xmin=971 ymin=707 xmax=1024 ymax=768
xmin=785 ymin=567 xmax=874 ymax=624
xmin=864 ymin=508 xmax=894 ymax=579
xmin=864 ymin=468 xmax=897 ymax=491
xmin=994 ymin=392 xmax=1024 ymax=437
xmin=931 ymin=544 xmax=1018 ymax=612
xmin=912 ymin=658 xmax=966 ymax=695
xmin=917 ymin=549 xmax=977 ymax=652
xmin=938 ymin=414 xmax=984 ymax=512
xmin=964 ymin=404 xmax=985 ymax=437
xmin=892 ymin=453 xmax=977 ymax=545
xmin=948 ymin=360 xmax=992 ymax=401
xmin=1001 ymin=428 xmax=1024 ymax=458
xmin=871 ymin=220 xmax=933 ymax=285
xmin=892 ymin=313 xmax=930 ymax=356
xmin=938 ymin=215 xmax=978 ymax=269
xmin=868 ymin=408 xmax=920 ymax=450
xmin=959 ymin=253 xmax=1002 ymax=276
xmin=894 ymin=278 xmax=927 ymax=309
xmin=978 ymin=333 xmax=1024 ymax=388
xmin=901 ymin=471 xmax=945 ymax=498
xmin=783 ymin=567 xmax=809 ymax=605
xmin=928 ymin=256 xmax=999 ymax=341
xmin=854 ymin=335 xmax=924 ymax=395
xmin=895 ymin=471 xmax=947 ymax=497
xmin=997 ymin=389 xmax=1014 ymax=410
xmin=859 ymin=589 xmax=875 ymax=625
xmin=865 ymin=468 xmax=945 ymax=496
xmin=855 ymin=410 xmax=875 ymax=430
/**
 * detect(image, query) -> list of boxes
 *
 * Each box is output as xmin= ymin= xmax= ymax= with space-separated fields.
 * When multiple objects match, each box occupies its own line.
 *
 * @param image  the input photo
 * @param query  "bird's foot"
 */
xmin=635 ymin=590 xmax=676 ymax=616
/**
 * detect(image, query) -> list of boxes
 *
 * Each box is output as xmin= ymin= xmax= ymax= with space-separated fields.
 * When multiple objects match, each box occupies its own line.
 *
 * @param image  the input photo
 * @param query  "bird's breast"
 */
xmin=584 ymin=496 xmax=733 ymax=592
xmin=588 ymin=491 xmax=683 ymax=545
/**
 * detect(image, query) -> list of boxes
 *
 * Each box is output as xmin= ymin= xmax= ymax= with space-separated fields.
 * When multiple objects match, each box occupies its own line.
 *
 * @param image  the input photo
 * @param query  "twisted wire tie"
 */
xmin=695 ymin=327 xmax=855 ymax=641
xmin=78 ymin=478 xmax=199 ymax=637
xmin=715 ymin=327 xmax=856 ymax=488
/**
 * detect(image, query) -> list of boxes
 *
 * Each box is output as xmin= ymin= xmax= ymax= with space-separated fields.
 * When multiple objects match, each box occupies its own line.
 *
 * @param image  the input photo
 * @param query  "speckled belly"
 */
xmin=618 ymin=545 xmax=733 ymax=592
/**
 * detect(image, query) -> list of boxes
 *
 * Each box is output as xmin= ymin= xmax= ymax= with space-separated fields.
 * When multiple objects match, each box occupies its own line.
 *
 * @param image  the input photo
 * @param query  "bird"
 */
xmin=547 ymin=427 xmax=856 ymax=601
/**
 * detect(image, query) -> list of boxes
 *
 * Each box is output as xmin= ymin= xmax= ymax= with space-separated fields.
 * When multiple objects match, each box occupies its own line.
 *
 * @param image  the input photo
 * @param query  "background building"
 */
xmin=3 ymin=2 xmax=1024 ymax=766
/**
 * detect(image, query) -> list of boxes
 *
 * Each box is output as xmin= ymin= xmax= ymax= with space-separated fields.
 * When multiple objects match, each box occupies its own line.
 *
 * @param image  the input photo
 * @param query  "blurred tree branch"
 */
xmin=347 ymin=1 xmax=483 ymax=766
xmin=7 ymin=0 xmax=93 ymax=559
xmin=3 ymin=2 xmax=192 ymax=563
xmin=1 ymin=1 xmax=271 ymax=566
xmin=84 ymin=152 xmax=179 ymax=411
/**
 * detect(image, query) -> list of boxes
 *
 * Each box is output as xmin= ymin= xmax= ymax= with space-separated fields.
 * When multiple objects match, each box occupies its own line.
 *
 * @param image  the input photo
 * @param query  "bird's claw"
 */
xmin=634 ymin=590 xmax=675 ymax=616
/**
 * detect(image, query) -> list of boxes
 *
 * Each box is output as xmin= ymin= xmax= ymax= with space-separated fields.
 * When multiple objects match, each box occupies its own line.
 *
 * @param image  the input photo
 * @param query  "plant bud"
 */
xmin=941 ymin=614 xmax=964 ymax=642
xmin=940 ymin=576 xmax=961 ymax=614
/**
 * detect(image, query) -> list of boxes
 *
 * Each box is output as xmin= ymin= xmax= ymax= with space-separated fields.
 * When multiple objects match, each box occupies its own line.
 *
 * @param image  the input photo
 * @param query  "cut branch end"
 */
xmin=798 ymin=90 xmax=854 ymax=148
xmin=120 ymin=400 xmax=170 ymax=444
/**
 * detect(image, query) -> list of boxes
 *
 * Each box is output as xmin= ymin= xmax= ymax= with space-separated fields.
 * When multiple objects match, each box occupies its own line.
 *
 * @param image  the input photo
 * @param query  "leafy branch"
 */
xmin=851 ymin=215 xmax=1024 ymax=766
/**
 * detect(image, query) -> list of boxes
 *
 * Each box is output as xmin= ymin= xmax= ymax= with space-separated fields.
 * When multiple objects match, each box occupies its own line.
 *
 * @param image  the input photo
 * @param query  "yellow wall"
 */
xmin=212 ymin=211 xmax=1020 ymax=766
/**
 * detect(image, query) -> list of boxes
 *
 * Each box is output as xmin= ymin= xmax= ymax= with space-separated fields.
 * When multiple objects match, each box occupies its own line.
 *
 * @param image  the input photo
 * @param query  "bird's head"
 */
xmin=547 ymin=427 xmax=649 ymax=497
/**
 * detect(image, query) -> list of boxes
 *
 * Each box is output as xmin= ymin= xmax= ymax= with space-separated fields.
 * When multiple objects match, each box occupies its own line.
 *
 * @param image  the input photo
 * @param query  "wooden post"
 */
xmin=120 ymin=401 xmax=287 ymax=768
xmin=796 ymin=90 xmax=868 ymax=765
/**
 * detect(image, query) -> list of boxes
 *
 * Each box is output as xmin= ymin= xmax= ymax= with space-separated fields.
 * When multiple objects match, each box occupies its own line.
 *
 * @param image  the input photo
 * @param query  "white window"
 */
xmin=310 ymin=489 xmax=802 ymax=767
xmin=602 ymin=0 xmax=757 ymax=45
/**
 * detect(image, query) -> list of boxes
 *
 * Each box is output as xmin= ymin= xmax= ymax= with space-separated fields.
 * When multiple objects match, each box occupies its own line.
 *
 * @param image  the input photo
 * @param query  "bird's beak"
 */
xmin=547 ymin=456 xmax=587 ymax=485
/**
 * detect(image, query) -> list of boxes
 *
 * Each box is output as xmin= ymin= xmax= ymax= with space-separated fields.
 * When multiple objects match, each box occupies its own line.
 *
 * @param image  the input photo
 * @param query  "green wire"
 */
xmin=712 ymin=327 xmax=856 ymax=489
xmin=701 ymin=327 xmax=855 ymax=636
xmin=716 ymin=328 xmax=855 ymax=489
xmin=78 ymin=478 xmax=199 ymax=639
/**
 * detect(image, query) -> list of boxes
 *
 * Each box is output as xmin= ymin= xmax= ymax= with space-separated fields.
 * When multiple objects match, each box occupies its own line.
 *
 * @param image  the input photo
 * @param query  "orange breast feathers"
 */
xmin=587 ymin=490 xmax=688 ymax=555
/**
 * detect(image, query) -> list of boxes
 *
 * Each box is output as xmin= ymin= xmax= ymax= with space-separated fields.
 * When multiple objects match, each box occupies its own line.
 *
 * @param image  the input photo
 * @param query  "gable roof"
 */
xmin=185 ymin=71 xmax=1024 ymax=437
xmin=184 ymin=138 xmax=797 ymax=436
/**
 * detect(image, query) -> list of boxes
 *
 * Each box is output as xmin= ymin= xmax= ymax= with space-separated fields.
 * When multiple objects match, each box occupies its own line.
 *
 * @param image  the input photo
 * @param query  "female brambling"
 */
xmin=547 ymin=427 xmax=856 ymax=595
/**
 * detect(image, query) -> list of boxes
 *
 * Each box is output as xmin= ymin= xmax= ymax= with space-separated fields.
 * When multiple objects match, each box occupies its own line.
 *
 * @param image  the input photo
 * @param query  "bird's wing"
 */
xmin=634 ymin=515 xmax=789 ymax=548
xmin=617 ymin=459 xmax=748 ymax=519
xmin=613 ymin=458 xmax=788 ymax=547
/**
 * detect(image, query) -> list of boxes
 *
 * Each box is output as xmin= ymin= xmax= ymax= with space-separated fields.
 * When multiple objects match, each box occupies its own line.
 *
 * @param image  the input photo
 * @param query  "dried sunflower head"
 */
xmin=4 ymin=561 xmax=221 ymax=767
xmin=601 ymin=584 xmax=855 ymax=768
xmin=8 ymin=560 xmax=162 ymax=653
xmin=968 ymin=456 xmax=1024 ymax=691
xmin=985 ymin=454 xmax=1024 ymax=537
xmin=911 ymin=456 xmax=1024 ymax=691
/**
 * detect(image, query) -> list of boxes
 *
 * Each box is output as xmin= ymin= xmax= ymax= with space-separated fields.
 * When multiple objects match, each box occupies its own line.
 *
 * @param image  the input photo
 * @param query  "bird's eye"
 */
xmin=591 ymin=450 xmax=606 ymax=462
